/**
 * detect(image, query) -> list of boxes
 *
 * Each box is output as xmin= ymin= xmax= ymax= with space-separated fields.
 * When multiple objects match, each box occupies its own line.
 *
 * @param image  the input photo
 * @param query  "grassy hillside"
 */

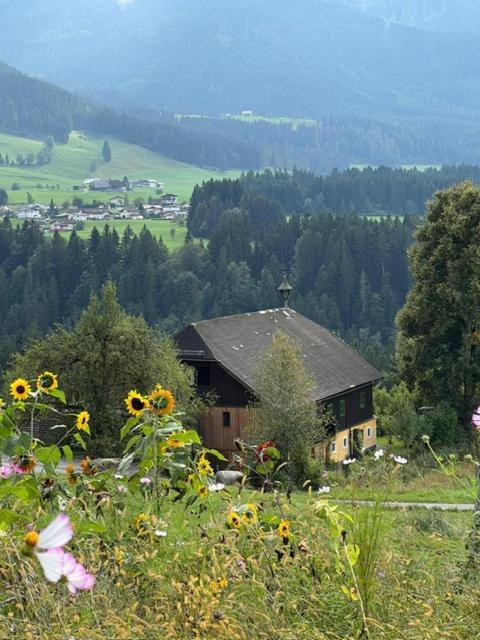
xmin=0 ymin=131 xmax=241 ymax=205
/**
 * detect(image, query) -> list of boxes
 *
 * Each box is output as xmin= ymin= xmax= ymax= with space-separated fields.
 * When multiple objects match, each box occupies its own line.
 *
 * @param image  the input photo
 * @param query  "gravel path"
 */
xmin=334 ymin=499 xmax=473 ymax=512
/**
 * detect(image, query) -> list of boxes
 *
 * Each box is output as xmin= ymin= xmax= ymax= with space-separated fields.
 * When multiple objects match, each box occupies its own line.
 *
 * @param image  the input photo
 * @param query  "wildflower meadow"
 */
xmin=1 ymin=372 xmax=480 ymax=639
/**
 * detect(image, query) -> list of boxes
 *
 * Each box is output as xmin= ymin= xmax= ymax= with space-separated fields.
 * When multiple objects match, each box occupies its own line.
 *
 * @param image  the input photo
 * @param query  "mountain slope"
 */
xmin=1 ymin=0 xmax=480 ymax=119
xmin=0 ymin=60 xmax=261 ymax=169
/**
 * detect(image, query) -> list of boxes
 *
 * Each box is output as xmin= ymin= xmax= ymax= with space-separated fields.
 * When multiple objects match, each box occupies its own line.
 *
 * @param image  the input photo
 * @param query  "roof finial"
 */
xmin=277 ymin=271 xmax=293 ymax=308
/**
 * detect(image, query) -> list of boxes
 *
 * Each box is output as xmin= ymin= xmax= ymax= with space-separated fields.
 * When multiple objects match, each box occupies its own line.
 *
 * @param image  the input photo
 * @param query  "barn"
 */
xmin=176 ymin=293 xmax=381 ymax=463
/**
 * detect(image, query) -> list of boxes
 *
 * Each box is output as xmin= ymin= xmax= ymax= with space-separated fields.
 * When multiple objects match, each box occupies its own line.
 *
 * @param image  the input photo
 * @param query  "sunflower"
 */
xmin=148 ymin=385 xmax=175 ymax=416
xmin=210 ymin=577 xmax=228 ymax=594
xmin=80 ymin=456 xmax=96 ymax=477
xmin=197 ymin=453 xmax=214 ymax=477
xmin=13 ymin=454 xmax=36 ymax=474
xmin=76 ymin=411 xmax=90 ymax=433
xmin=166 ymin=435 xmax=185 ymax=448
xmin=226 ymin=510 xmax=242 ymax=529
xmin=242 ymin=503 xmax=258 ymax=525
xmin=10 ymin=378 xmax=31 ymax=401
xmin=125 ymin=390 xmax=149 ymax=417
xmin=65 ymin=463 xmax=77 ymax=486
xmin=277 ymin=519 xmax=291 ymax=540
xmin=36 ymin=371 xmax=58 ymax=394
xmin=133 ymin=513 xmax=151 ymax=537
xmin=197 ymin=485 xmax=209 ymax=499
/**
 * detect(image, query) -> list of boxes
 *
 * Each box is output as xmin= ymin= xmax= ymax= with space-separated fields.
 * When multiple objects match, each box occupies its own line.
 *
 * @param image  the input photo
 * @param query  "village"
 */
xmin=0 ymin=177 xmax=189 ymax=234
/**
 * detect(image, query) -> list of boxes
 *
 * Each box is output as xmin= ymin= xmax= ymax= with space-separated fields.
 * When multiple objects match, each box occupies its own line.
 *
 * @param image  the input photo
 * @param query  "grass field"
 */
xmin=176 ymin=113 xmax=317 ymax=130
xmin=76 ymin=219 xmax=188 ymax=248
xmin=0 ymin=131 xmax=241 ymax=205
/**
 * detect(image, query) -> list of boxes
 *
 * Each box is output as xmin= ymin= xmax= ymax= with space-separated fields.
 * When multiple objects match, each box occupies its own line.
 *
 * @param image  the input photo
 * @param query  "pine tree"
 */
xmin=102 ymin=140 xmax=112 ymax=162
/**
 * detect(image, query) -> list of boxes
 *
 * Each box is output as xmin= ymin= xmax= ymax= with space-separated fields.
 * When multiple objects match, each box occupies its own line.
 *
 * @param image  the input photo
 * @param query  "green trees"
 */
xmin=6 ymin=283 xmax=200 ymax=454
xmin=102 ymin=140 xmax=112 ymax=162
xmin=0 ymin=189 xmax=7 ymax=206
xmin=397 ymin=182 xmax=480 ymax=434
xmin=248 ymin=331 xmax=322 ymax=482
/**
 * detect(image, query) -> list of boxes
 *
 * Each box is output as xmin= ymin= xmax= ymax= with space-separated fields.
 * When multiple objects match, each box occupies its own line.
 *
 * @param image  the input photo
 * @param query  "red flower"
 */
xmin=255 ymin=440 xmax=276 ymax=462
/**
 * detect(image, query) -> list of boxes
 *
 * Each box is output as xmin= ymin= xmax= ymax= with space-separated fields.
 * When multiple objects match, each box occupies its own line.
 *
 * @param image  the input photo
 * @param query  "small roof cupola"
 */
xmin=277 ymin=272 xmax=293 ymax=308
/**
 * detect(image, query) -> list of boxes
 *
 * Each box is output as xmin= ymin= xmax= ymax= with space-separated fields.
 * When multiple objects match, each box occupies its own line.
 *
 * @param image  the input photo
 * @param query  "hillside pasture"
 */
xmin=0 ymin=131 xmax=241 ymax=204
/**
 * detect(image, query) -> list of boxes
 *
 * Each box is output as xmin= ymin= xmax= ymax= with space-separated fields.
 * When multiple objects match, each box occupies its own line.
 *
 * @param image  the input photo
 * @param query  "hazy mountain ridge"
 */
xmin=2 ymin=0 xmax=480 ymax=119
xmin=339 ymin=0 xmax=480 ymax=33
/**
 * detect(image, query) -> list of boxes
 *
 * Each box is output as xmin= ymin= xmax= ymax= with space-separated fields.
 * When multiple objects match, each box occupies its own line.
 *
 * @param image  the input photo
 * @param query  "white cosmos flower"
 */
xmin=32 ymin=513 xmax=74 ymax=550
xmin=154 ymin=530 xmax=167 ymax=538
xmin=373 ymin=448 xmax=385 ymax=461
xmin=391 ymin=455 xmax=408 ymax=465
xmin=342 ymin=458 xmax=357 ymax=465
xmin=206 ymin=482 xmax=225 ymax=492
xmin=318 ymin=486 xmax=331 ymax=494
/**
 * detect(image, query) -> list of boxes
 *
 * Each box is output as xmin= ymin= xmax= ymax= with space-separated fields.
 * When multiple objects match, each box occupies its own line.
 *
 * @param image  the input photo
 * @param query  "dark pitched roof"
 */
xmin=176 ymin=308 xmax=381 ymax=401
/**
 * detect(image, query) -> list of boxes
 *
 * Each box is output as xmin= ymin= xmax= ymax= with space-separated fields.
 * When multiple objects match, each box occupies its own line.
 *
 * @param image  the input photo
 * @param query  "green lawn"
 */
xmin=77 ymin=219 xmax=188 ymax=248
xmin=0 ymin=130 xmax=241 ymax=205
xmin=176 ymin=113 xmax=317 ymax=130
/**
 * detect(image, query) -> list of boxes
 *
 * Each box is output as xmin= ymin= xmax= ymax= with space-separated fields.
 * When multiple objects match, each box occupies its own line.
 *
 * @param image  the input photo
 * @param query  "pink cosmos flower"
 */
xmin=38 ymin=549 xmax=95 ymax=594
xmin=140 ymin=477 xmax=152 ymax=485
xmin=0 ymin=463 xmax=14 ymax=479
xmin=472 ymin=406 xmax=480 ymax=429
xmin=25 ymin=514 xmax=95 ymax=594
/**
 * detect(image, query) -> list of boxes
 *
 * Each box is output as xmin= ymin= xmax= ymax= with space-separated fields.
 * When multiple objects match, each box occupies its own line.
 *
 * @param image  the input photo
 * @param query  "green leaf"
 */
xmin=35 ymin=445 xmax=61 ymax=468
xmin=175 ymin=430 xmax=202 ymax=445
xmin=0 ymin=509 xmax=19 ymax=531
xmin=76 ymin=519 xmax=106 ymax=535
xmin=48 ymin=389 xmax=66 ymax=404
xmin=73 ymin=432 xmax=87 ymax=449
xmin=345 ymin=543 xmax=360 ymax=567
xmin=120 ymin=416 xmax=139 ymax=440
xmin=204 ymin=448 xmax=227 ymax=461
xmin=62 ymin=445 xmax=74 ymax=463
xmin=124 ymin=434 xmax=141 ymax=453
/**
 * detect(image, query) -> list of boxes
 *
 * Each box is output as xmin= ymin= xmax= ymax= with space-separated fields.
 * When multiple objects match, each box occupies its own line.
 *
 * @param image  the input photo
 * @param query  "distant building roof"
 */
xmin=176 ymin=308 xmax=381 ymax=401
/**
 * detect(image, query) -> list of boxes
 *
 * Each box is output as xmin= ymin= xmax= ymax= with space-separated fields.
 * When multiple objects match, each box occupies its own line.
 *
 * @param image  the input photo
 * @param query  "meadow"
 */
xmin=1 ymin=375 xmax=480 ymax=640
xmin=76 ymin=220 xmax=188 ymax=248
xmin=0 ymin=131 xmax=241 ymax=205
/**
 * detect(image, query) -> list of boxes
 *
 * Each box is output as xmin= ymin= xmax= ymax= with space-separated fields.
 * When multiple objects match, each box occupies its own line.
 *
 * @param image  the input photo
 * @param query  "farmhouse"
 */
xmin=131 ymin=179 xmax=163 ymax=189
xmin=176 ymin=282 xmax=381 ymax=463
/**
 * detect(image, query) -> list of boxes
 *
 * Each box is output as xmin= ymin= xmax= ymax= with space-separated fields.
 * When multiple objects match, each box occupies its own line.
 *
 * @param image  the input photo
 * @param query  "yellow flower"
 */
xmin=149 ymin=385 xmax=175 ymax=416
xmin=226 ymin=510 xmax=242 ymax=529
xmin=65 ymin=463 xmax=77 ymax=486
xmin=277 ymin=519 xmax=291 ymax=539
xmin=125 ymin=390 xmax=149 ymax=417
xmin=36 ymin=371 xmax=58 ymax=394
xmin=10 ymin=378 xmax=31 ymax=401
xmin=197 ymin=485 xmax=209 ymax=499
xmin=76 ymin=411 xmax=90 ymax=433
xmin=133 ymin=513 xmax=151 ymax=537
xmin=80 ymin=456 xmax=96 ymax=476
xmin=197 ymin=453 xmax=213 ymax=477
xmin=167 ymin=436 xmax=185 ymax=448
xmin=210 ymin=577 xmax=228 ymax=593
xmin=242 ymin=503 xmax=258 ymax=524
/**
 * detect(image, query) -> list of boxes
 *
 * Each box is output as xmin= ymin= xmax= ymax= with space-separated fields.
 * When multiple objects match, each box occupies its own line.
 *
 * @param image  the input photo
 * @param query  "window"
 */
xmin=360 ymin=392 xmax=366 ymax=410
xmin=367 ymin=427 xmax=372 ymax=438
xmin=343 ymin=436 xmax=348 ymax=449
xmin=340 ymin=399 xmax=346 ymax=417
xmin=222 ymin=411 xmax=231 ymax=427
xmin=331 ymin=441 xmax=336 ymax=453
xmin=326 ymin=403 xmax=334 ymax=415
xmin=196 ymin=366 xmax=211 ymax=386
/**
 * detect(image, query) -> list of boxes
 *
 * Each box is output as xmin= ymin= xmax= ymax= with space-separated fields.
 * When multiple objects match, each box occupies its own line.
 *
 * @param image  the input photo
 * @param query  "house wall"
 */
xmin=199 ymin=405 xmax=250 ymax=460
xmin=324 ymin=417 xmax=377 ymax=463
xmin=322 ymin=385 xmax=373 ymax=431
